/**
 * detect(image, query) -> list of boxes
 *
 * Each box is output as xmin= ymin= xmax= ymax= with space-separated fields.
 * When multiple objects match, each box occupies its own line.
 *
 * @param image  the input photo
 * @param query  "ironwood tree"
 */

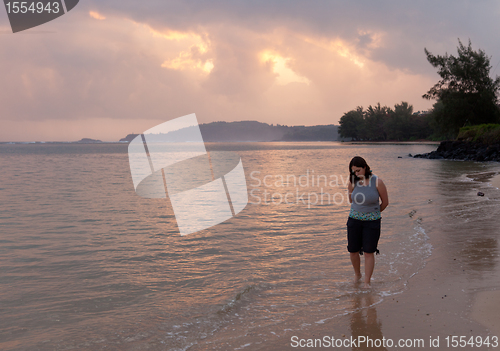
xmin=423 ymin=39 xmax=500 ymax=138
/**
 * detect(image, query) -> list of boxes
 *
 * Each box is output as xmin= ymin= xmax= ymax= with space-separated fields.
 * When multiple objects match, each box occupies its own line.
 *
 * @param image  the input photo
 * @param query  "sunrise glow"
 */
xmin=89 ymin=11 xmax=106 ymax=20
xmin=260 ymin=51 xmax=310 ymax=85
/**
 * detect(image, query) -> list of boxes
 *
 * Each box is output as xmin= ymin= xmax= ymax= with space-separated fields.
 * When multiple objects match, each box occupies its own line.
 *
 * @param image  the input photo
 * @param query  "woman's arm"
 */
xmin=377 ymin=178 xmax=389 ymax=212
xmin=348 ymin=181 xmax=354 ymax=204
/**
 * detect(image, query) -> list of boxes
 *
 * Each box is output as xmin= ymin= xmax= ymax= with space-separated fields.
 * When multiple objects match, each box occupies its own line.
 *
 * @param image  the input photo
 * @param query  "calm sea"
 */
xmin=1 ymin=142 xmax=500 ymax=350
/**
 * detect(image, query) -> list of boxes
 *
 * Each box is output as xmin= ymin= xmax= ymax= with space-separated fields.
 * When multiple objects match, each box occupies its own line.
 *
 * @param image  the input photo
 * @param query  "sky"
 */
xmin=1 ymin=0 xmax=500 ymax=142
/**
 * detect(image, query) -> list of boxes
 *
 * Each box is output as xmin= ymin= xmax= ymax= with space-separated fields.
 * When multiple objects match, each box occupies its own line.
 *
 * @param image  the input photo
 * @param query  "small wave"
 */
xmin=464 ymin=171 xmax=498 ymax=182
xmin=217 ymin=285 xmax=255 ymax=314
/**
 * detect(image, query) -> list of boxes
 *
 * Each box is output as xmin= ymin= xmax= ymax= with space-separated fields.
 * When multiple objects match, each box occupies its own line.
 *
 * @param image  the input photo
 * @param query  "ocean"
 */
xmin=1 ymin=142 xmax=500 ymax=350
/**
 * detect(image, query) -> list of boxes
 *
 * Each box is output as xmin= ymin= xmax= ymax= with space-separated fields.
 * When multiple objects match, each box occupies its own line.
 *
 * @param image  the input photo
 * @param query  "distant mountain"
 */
xmin=120 ymin=121 xmax=339 ymax=142
xmin=76 ymin=138 xmax=102 ymax=143
xmin=280 ymin=124 xmax=339 ymax=141
xmin=200 ymin=121 xmax=288 ymax=141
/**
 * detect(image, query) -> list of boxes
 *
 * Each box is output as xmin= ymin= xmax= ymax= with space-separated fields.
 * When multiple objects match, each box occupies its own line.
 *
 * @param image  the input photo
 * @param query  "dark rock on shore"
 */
xmin=413 ymin=140 xmax=500 ymax=162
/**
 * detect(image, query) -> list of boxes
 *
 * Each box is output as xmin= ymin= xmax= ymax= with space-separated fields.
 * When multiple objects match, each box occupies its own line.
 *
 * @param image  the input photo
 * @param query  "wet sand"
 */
xmin=190 ymin=254 xmax=496 ymax=351
xmin=472 ymin=291 xmax=500 ymax=337
xmin=490 ymin=173 xmax=500 ymax=190
xmin=190 ymin=229 xmax=499 ymax=351
xmin=468 ymin=173 xmax=500 ymax=341
xmin=189 ymin=168 xmax=500 ymax=350
xmin=266 ymin=251 xmax=494 ymax=350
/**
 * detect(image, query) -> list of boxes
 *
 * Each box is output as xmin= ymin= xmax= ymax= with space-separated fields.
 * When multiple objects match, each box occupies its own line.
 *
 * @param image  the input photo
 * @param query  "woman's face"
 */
xmin=351 ymin=166 xmax=366 ymax=178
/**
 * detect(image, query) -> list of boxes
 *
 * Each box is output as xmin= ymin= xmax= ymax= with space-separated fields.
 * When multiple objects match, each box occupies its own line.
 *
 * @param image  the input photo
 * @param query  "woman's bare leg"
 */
xmin=350 ymin=252 xmax=362 ymax=282
xmin=364 ymin=252 xmax=375 ymax=288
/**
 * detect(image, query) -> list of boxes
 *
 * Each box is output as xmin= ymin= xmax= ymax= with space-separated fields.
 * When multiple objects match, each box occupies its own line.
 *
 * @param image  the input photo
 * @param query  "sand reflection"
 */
xmin=349 ymin=292 xmax=387 ymax=351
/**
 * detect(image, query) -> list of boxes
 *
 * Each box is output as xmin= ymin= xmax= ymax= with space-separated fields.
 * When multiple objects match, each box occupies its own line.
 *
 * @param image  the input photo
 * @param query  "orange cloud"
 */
xmin=89 ymin=11 xmax=106 ymax=20
xmin=300 ymin=35 xmax=366 ymax=68
xmin=260 ymin=51 xmax=310 ymax=85
xmin=127 ymin=23 xmax=214 ymax=74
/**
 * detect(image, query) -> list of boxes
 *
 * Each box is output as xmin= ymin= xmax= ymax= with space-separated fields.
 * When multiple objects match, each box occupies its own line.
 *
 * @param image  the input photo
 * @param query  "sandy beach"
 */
xmin=490 ymin=174 xmax=500 ymax=190
xmin=191 ymin=235 xmax=497 ymax=351
xmin=470 ymin=173 xmax=500 ymax=339
xmin=190 ymin=170 xmax=500 ymax=351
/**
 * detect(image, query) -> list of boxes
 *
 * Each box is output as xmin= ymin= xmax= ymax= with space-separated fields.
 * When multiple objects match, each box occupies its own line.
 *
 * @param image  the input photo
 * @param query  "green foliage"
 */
xmin=423 ymin=39 xmax=500 ymax=138
xmin=338 ymin=102 xmax=433 ymax=141
xmin=457 ymin=123 xmax=500 ymax=144
xmin=364 ymin=103 xmax=390 ymax=140
xmin=384 ymin=101 xmax=412 ymax=140
xmin=338 ymin=107 xmax=363 ymax=140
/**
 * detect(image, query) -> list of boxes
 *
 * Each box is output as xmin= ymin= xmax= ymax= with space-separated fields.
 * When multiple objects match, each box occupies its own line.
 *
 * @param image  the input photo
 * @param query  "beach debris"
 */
xmin=477 ymin=191 xmax=485 ymax=196
xmin=398 ymin=156 xmax=402 ymax=158
xmin=427 ymin=199 xmax=433 ymax=203
xmin=409 ymin=210 xmax=417 ymax=218
xmin=408 ymin=153 xmax=413 ymax=157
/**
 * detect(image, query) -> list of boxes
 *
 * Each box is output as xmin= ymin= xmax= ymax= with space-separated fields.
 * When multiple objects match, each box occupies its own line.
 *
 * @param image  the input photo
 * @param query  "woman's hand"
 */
xmin=377 ymin=178 xmax=389 ymax=211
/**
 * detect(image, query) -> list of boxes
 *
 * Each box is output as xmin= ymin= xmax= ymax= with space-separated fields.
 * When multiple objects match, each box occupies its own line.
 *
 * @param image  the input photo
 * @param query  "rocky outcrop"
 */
xmin=119 ymin=134 xmax=139 ymax=142
xmin=413 ymin=140 xmax=500 ymax=162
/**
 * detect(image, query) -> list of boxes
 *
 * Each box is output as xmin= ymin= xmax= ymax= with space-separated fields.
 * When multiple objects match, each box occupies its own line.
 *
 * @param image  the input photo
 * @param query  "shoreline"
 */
xmin=188 ymin=167 xmax=500 ymax=351
xmin=192 ymin=246 xmax=494 ymax=351
xmin=348 ymin=140 xmax=440 ymax=145
xmin=414 ymin=140 xmax=500 ymax=162
xmin=472 ymin=172 xmax=500 ymax=339
xmin=189 ymin=239 xmax=496 ymax=350
xmin=0 ymin=140 xmax=441 ymax=145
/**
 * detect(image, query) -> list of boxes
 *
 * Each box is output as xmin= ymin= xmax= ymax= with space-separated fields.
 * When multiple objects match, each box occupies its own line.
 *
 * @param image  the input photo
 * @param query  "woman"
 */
xmin=347 ymin=156 xmax=389 ymax=288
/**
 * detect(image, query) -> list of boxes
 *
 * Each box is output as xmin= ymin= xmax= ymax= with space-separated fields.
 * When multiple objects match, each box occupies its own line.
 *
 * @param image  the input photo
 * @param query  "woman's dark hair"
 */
xmin=349 ymin=156 xmax=372 ymax=184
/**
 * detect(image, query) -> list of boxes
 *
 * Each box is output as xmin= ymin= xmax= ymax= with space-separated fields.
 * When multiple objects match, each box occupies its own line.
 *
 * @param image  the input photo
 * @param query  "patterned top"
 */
xmin=349 ymin=208 xmax=381 ymax=221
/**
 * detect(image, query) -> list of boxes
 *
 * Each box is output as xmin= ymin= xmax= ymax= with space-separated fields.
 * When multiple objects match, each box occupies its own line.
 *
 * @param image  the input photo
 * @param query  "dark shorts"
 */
xmin=346 ymin=217 xmax=381 ymax=254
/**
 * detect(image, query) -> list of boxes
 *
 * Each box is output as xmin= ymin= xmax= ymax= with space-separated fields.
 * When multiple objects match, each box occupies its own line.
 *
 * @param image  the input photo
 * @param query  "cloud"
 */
xmin=1 ymin=0 xmax=500 ymax=140
xmin=156 ymin=28 xmax=214 ymax=74
xmin=89 ymin=11 xmax=106 ymax=20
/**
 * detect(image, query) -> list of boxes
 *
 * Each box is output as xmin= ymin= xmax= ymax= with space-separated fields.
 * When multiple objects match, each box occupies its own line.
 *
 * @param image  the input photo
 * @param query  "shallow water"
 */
xmin=1 ymin=142 xmax=500 ymax=350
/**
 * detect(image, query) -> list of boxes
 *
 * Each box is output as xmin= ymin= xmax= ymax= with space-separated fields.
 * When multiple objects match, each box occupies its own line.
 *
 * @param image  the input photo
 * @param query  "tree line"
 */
xmin=339 ymin=102 xmax=432 ymax=141
xmin=339 ymin=39 xmax=500 ymax=141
